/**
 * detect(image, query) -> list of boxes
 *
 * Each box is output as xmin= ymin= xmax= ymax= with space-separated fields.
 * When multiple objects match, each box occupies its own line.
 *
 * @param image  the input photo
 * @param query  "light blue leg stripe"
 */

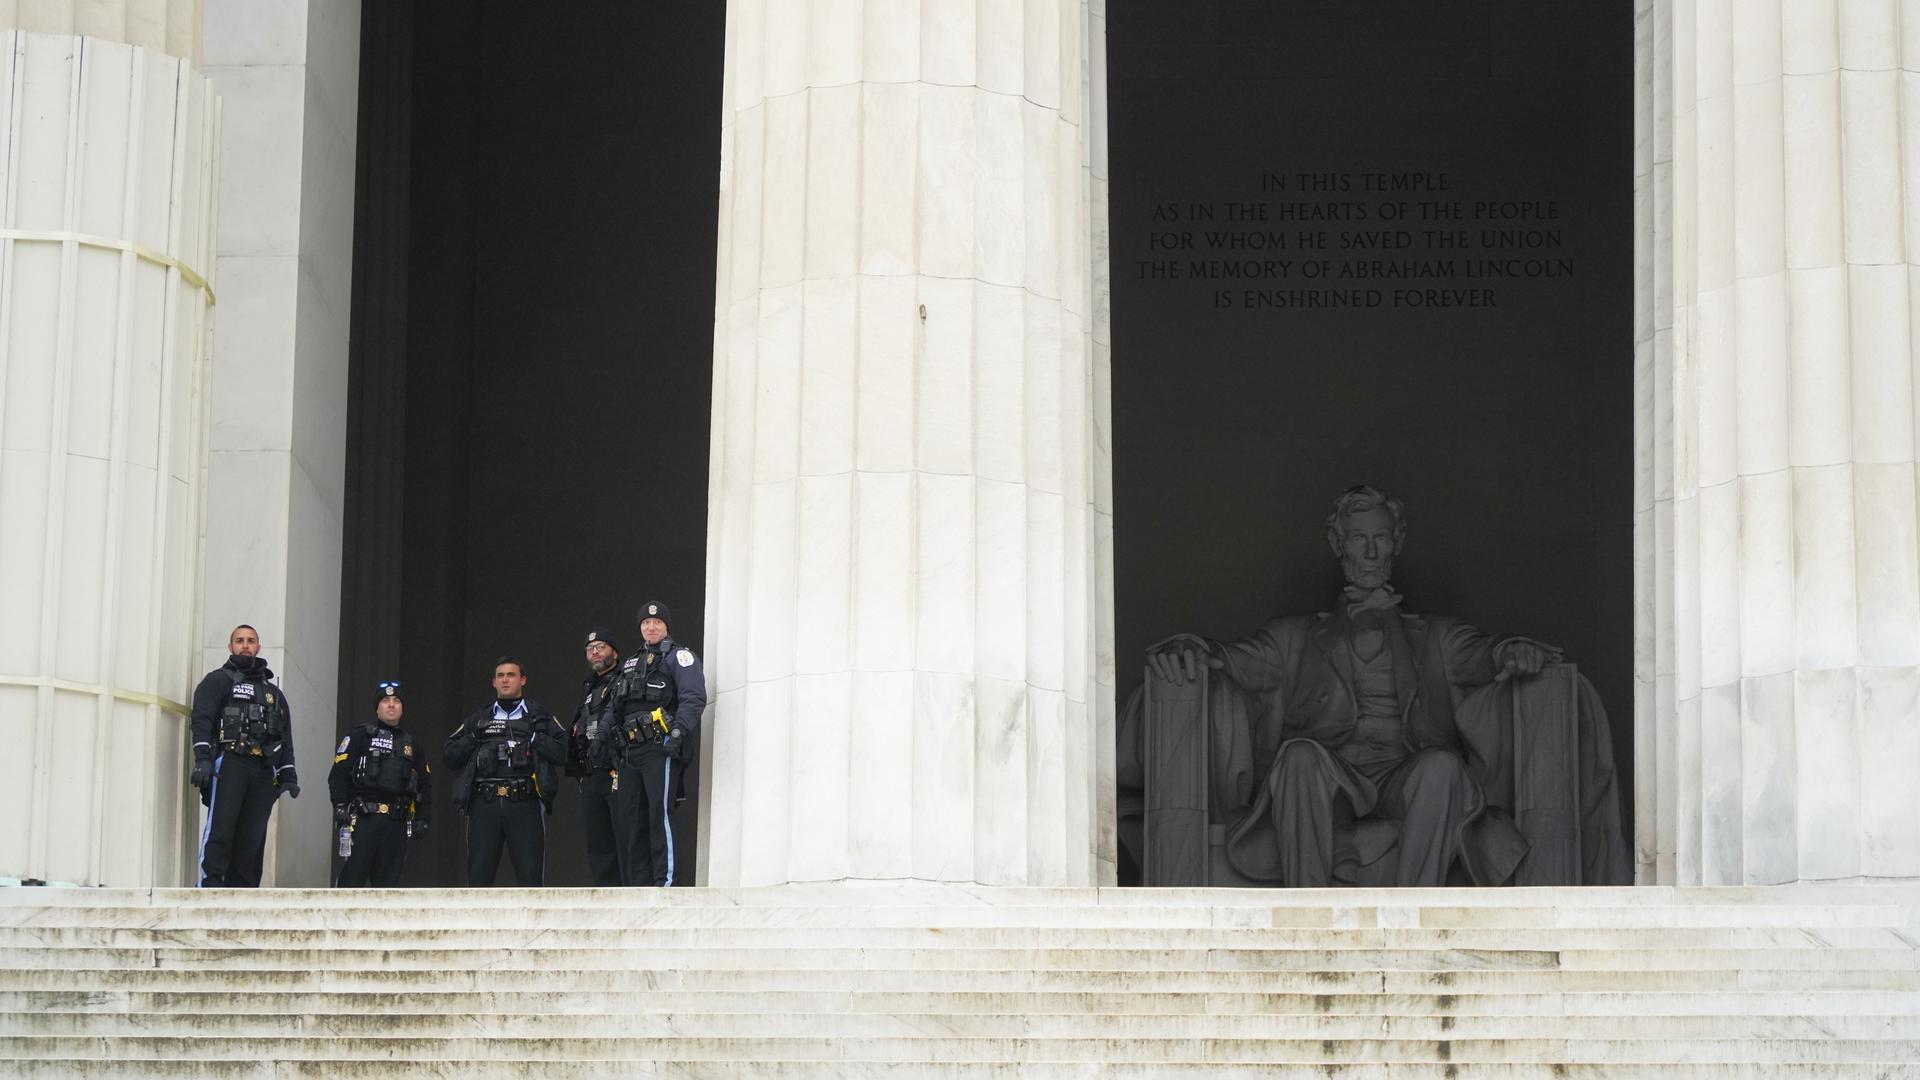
xmin=196 ymin=754 xmax=223 ymax=887
xmin=661 ymin=759 xmax=675 ymax=887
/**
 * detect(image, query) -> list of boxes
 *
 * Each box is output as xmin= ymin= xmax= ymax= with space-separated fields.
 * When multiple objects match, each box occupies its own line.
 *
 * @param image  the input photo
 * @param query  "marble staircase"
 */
xmin=1 ymin=884 xmax=1918 ymax=1077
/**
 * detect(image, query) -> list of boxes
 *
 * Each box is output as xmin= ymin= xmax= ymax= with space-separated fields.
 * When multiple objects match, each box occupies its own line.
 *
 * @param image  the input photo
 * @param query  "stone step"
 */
xmin=3 ymin=1034 xmax=1918 ymax=1064
xmin=7 ymin=924 xmax=1915 ymax=950
xmin=3 ymin=945 xmax=1915 ymax=973
xmin=3 ymin=1064 xmax=1918 ymax=1080
xmin=10 ymin=883 xmax=1906 ymax=907
xmin=6 ymin=900 xmax=1918 ymax=931
xmin=4 ymin=885 xmax=1914 ymax=1073
xmin=2 ymin=966 xmax=1914 ymax=993
xmin=6 ymin=988 xmax=1915 ymax=1017
xmin=8 ymin=1008 xmax=1918 ymax=1040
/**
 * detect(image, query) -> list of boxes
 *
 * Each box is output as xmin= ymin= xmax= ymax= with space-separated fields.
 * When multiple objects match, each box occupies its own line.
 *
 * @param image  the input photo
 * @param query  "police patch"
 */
xmin=677 ymin=649 xmax=694 ymax=668
xmin=623 ymin=657 xmax=640 ymax=671
xmin=335 ymin=736 xmax=350 ymax=753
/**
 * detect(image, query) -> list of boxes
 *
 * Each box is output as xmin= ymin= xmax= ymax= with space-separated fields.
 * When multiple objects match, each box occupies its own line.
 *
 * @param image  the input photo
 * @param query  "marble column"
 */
xmin=1639 ymin=0 xmax=1920 ymax=884
xmin=0 ymin=12 xmax=217 ymax=885
xmin=700 ymin=0 xmax=1115 ymax=887
xmin=198 ymin=0 xmax=360 ymax=886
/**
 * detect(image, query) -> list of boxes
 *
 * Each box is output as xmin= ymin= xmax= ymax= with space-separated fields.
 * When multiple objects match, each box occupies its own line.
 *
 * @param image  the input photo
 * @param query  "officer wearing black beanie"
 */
xmin=568 ymin=626 xmax=624 ymax=886
xmin=600 ymin=600 xmax=705 ymax=886
xmin=328 ymin=680 xmax=432 ymax=887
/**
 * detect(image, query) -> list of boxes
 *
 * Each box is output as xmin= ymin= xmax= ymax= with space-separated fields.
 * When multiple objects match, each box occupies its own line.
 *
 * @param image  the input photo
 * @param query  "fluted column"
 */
xmin=700 ymin=0 xmax=1115 ymax=887
xmin=1641 ymin=0 xmax=1920 ymax=884
xmin=0 ymin=1 xmax=200 ymax=63
xmin=0 ymin=28 xmax=217 ymax=886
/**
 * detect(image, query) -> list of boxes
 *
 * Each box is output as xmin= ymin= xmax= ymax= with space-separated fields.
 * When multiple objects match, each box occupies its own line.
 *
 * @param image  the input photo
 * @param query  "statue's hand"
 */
xmin=1493 ymin=637 xmax=1562 ymax=682
xmin=1147 ymin=637 xmax=1224 ymax=686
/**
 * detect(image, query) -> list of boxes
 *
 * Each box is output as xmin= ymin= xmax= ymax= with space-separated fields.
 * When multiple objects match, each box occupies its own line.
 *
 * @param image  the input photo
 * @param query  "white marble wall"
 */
xmin=700 ymin=0 xmax=1116 ymax=888
xmin=0 ymin=30 xmax=216 ymax=886
xmin=1639 ymin=0 xmax=1920 ymax=884
xmin=199 ymin=0 xmax=358 ymax=886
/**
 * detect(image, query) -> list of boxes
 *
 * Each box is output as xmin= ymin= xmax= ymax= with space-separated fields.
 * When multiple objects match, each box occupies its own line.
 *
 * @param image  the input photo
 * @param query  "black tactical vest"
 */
xmin=218 ymin=676 xmax=284 ymax=751
xmin=618 ymin=647 xmax=675 ymax=742
xmin=578 ymin=677 xmax=618 ymax=770
xmin=477 ymin=712 xmax=537 ymax=780
xmin=351 ymin=723 xmax=416 ymax=794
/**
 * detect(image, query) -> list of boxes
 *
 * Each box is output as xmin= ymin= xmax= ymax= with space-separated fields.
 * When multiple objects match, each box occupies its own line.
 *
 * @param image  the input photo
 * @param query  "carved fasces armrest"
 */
xmin=1139 ymin=637 xmax=1215 ymax=886
xmin=1144 ymin=632 xmax=1222 ymax=688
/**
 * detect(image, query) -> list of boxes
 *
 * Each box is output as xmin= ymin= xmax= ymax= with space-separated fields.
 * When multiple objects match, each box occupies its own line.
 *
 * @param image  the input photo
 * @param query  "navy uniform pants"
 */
xmin=466 ymin=788 xmax=545 ymax=886
xmin=336 ymin=811 xmax=410 ymax=887
xmin=612 ymin=743 xmax=680 ymax=886
xmin=199 ymin=753 xmax=278 ymax=887
xmin=578 ymin=769 xmax=622 ymax=887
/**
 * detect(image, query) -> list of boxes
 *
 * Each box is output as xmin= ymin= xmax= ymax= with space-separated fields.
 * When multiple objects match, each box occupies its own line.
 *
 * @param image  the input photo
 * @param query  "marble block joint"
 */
xmin=1636 ymin=0 xmax=1920 ymax=884
xmin=699 ymin=1 xmax=1117 ymax=887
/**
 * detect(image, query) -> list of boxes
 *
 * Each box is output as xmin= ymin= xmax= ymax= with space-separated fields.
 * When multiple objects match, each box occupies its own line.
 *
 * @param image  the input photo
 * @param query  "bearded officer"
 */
xmin=567 ymin=628 xmax=624 ymax=886
xmin=602 ymin=600 xmax=705 ymax=887
xmin=329 ymin=680 xmax=433 ymax=887
xmin=189 ymin=624 xmax=299 ymax=887
xmin=445 ymin=657 xmax=566 ymax=886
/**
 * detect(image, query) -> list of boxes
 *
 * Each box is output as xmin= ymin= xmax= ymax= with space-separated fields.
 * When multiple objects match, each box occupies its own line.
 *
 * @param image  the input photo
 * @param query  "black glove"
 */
xmin=278 ymin=767 xmax=300 ymax=799
xmin=188 ymin=753 xmax=212 ymax=789
xmin=662 ymin=727 xmax=686 ymax=760
xmin=333 ymin=804 xmax=351 ymax=826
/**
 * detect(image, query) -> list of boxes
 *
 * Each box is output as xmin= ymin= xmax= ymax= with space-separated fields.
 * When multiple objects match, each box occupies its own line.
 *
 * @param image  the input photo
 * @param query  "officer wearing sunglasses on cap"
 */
xmin=328 ymin=680 xmax=432 ymax=887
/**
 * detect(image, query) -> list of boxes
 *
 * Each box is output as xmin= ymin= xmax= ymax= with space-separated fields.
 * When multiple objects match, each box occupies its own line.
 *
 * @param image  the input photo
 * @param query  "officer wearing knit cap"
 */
xmin=600 ymin=600 xmax=706 ymax=886
xmin=328 ymin=680 xmax=432 ymax=887
xmin=568 ymin=625 xmax=624 ymax=886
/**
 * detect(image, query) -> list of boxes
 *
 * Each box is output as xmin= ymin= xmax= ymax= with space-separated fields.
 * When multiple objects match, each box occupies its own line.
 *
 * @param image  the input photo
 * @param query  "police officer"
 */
xmin=567 ymin=628 xmax=624 ymax=886
xmin=445 ymin=657 xmax=566 ymax=886
xmin=601 ymin=601 xmax=705 ymax=887
xmin=189 ymin=624 xmax=299 ymax=887
xmin=328 ymin=681 xmax=433 ymax=887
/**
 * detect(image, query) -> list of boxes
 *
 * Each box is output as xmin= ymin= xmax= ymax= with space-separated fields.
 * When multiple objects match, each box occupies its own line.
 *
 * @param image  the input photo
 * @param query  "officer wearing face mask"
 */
xmin=445 ymin=656 xmax=566 ymax=886
xmin=189 ymin=623 xmax=299 ymax=888
xmin=566 ymin=627 xmax=624 ymax=887
xmin=329 ymin=680 xmax=433 ymax=887
xmin=600 ymin=600 xmax=705 ymax=887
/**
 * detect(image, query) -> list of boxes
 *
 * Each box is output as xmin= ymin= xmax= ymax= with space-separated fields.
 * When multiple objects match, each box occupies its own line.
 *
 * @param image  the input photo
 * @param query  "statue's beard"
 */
xmin=1342 ymin=557 xmax=1393 ymax=590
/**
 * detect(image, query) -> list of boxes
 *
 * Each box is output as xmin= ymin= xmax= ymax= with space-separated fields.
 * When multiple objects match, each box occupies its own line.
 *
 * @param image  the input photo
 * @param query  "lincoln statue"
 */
xmin=1139 ymin=486 xmax=1629 ymax=888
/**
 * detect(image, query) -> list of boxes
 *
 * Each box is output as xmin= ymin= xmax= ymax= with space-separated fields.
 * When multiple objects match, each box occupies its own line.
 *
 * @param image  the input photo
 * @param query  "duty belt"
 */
xmin=625 ymin=706 xmax=670 ymax=741
xmin=351 ymin=798 xmax=409 ymax=818
xmin=478 ymin=778 xmax=535 ymax=801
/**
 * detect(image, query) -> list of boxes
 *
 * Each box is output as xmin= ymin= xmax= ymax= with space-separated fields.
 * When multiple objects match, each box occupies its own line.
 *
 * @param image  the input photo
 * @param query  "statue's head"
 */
xmin=1325 ymin=485 xmax=1406 ymax=590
